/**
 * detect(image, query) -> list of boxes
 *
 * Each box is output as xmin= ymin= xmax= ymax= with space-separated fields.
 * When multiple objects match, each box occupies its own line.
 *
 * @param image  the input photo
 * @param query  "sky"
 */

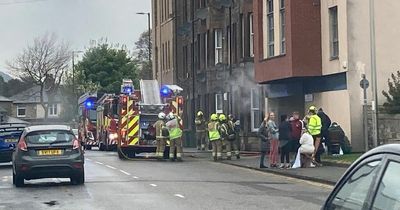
xmin=0 ymin=0 xmax=150 ymax=73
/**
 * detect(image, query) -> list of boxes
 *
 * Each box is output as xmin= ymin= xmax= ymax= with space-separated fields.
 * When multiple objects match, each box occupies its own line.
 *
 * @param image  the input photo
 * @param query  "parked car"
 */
xmin=0 ymin=124 xmax=26 ymax=163
xmin=322 ymin=144 xmax=400 ymax=210
xmin=12 ymin=125 xmax=84 ymax=187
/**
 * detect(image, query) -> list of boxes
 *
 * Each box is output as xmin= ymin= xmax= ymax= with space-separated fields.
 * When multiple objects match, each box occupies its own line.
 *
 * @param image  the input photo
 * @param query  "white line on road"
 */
xmin=132 ymin=176 xmax=139 ymax=179
xmin=150 ymin=184 xmax=157 ymax=187
xmin=86 ymin=158 xmax=92 ymax=161
xmin=95 ymin=161 xmax=104 ymax=165
xmin=174 ymin=194 xmax=185 ymax=198
xmin=119 ymin=170 xmax=131 ymax=176
xmin=105 ymin=165 xmax=116 ymax=170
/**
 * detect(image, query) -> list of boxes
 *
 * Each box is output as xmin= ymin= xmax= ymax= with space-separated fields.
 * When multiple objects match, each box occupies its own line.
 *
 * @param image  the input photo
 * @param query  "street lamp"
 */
xmin=136 ymin=12 xmax=151 ymax=62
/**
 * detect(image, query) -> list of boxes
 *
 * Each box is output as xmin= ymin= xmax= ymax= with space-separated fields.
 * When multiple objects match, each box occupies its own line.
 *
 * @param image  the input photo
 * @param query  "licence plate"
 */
xmin=4 ymin=139 xmax=17 ymax=143
xmin=37 ymin=150 xmax=63 ymax=156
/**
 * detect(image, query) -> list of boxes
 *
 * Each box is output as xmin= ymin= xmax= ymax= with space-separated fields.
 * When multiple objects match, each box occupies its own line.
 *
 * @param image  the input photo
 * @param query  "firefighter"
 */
xmin=195 ymin=111 xmax=207 ymax=150
xmin=307 ymin=106 xmax=323 ymax=165
xmin=228 ymin=114 xmax=240 ymax=159
xmin=154 ymin=112 xmax=167 ymax=160
xmin=166 ymin=112 xmax=183 ymax=162
xmin=208 ymin=114 xmax=222 ymax=161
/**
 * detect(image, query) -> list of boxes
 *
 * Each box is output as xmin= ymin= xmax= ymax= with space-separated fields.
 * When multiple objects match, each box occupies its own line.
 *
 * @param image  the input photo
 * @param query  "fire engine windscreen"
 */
xmin=140 ymin=80 xmax=162 ymax=105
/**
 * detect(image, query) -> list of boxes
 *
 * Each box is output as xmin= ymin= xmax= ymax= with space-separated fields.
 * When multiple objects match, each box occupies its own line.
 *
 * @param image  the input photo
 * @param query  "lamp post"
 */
xmin=136 ymin=12 xmax=151 ymax=62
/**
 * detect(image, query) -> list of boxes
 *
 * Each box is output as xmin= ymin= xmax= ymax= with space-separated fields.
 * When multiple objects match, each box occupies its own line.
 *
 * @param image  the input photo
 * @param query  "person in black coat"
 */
xmin=317 ymin=108 xmax=332 ymax=154
xmin=258 ymin=117 xmax=269 ymax=168
xmin=279 ymin=115 xmax=292 ymax=168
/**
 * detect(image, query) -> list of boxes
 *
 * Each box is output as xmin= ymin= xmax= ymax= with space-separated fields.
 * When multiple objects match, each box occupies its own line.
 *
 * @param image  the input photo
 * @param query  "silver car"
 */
xmin=12 ymin=125 xmax=85 ymax=187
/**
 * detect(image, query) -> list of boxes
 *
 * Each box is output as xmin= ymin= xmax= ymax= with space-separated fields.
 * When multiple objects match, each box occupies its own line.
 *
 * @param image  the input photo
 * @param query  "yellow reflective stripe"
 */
xmin=128 ymin=116 xmax=139 ymax=128
xmin=129 ymin=125 xmax=139 ymax=137
xmin=129 ymin=137 xmax=139 ymax=145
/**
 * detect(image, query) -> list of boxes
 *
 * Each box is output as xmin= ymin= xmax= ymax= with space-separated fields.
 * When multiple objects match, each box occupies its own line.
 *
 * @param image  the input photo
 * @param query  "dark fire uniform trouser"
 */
xmin=224 ymin=139 xmax=239 ymax=158
xmin=211 ymin=139 xmax=222 ymax=159
xmin=169 ymin=137 xmax=183 ymax=160
xmin=156 ymin=137 xmax=166 ymax=158
xmin=196 ymin=131 xmax=206 ymax=150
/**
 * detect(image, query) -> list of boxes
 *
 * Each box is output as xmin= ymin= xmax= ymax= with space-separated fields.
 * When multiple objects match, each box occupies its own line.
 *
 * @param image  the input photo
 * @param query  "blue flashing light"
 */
xmin=160 ymin=86 xmax=171 ymax=97
xmin=85 ymin=101 xmax=93 ymax=109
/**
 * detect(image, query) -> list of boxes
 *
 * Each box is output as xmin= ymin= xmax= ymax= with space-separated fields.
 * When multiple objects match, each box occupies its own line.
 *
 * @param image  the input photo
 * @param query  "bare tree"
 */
xmin=8 ymin=34 xmax=71 ymax=119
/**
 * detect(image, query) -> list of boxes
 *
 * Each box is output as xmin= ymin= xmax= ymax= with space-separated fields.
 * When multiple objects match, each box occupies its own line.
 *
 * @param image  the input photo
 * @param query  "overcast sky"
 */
xmin=0 ymin=0 xmax=150 ymax=73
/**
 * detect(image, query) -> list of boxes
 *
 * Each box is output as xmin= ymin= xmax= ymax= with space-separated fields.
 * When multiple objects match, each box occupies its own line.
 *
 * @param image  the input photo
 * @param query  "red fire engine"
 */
xmin=78 ymin=92 xmax=98 ymax=149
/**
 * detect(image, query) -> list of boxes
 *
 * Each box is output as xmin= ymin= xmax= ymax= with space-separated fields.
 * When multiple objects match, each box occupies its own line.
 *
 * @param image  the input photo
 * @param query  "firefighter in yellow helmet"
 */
xmin=307 ymin=106 xmax=322 ymax=165
xmin=195 ymin=111 xmax=207 ymax=150
xmin=166 ymin=112 xmax=183 ymax=161
xmin=154 ymin=112 xmax=167 ymax=160
xmin=218 ymin=114 xmax=234 ymax=160
xmin=208 ymin=113 xmax=222 ymax=161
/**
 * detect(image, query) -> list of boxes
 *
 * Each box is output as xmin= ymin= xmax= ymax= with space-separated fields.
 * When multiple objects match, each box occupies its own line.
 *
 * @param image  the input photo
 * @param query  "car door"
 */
xmin=369 ymin=154 xmax=400 ymax=210
xmin=323 ymin=154 xmax=387 ymax=210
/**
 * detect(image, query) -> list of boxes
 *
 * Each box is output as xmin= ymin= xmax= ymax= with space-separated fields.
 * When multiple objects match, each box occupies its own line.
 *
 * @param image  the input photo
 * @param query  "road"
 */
xmin=0 ymin=150 xmax=331 ymax=210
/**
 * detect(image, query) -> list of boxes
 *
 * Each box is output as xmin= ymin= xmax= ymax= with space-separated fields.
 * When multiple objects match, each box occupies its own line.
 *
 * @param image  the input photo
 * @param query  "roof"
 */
xmin=25 ymin=125 xmax=71 ymax=133
xmin=10 ymin=86 xmax=62 ymax=104
xmin=0 ymin=95 xmax=11 ymax=102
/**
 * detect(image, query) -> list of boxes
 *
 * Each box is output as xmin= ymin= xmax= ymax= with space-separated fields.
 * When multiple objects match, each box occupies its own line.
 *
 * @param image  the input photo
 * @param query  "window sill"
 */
xmin=330 ymin=56 xmax=339 ymax=61
xmin=17 ymin=116 xmax=26 ymax=118
xmin=259 ymin=54 xmax=287 ymax=62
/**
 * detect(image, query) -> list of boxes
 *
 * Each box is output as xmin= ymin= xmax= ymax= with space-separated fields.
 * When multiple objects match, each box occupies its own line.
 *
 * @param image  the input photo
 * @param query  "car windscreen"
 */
xmin=25 ymin=130 xmax=75 ymax=145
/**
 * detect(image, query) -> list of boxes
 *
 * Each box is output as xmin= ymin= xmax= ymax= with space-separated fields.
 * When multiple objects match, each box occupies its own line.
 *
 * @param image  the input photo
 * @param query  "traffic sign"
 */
xmin=360 ymin=78 xmax=370 ymax=89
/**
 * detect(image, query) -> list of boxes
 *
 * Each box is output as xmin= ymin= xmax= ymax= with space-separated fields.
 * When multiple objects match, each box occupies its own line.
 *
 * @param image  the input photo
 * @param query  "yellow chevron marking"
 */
xmin=128 ymin=116 xmax=139 ymax=128
xmin=129 ymin=137 xmax=139 ymax=145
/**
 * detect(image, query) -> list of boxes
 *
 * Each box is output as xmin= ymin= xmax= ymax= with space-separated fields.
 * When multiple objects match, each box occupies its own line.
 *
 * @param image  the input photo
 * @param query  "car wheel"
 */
xmin=14 ymin=172 xmax=24 ymax=187
xmin=71 ymin=170 xmax=85 ymax=185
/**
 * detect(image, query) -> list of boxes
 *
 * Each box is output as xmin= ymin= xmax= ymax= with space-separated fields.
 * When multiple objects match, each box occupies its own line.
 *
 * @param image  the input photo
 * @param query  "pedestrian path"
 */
xmin=219 ymin=155 xmax=347 ymax=185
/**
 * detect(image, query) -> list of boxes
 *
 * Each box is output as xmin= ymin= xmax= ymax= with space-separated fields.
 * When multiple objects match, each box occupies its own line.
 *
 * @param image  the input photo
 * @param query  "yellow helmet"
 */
xmin=309 ymin=106 xmax=317 ymax=112
xmin=210 ymin=114 xmax=218 ymax=121
xmin=197 ymin=111 xmax=203 ymax=117
xmin=219 ymin=114 xmax=226 ymax=121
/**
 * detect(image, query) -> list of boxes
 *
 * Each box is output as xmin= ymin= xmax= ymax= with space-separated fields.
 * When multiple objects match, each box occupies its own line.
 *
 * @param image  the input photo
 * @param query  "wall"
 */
xmin=320 ymin=0 xmax=348 ymax=76
xmin=12 ymin=104 xmax=36 ymax=120
xmin=0 ymin=101 xmax=11 ymax=115
xmin=36 ymin=104 xmax=62 ymax=119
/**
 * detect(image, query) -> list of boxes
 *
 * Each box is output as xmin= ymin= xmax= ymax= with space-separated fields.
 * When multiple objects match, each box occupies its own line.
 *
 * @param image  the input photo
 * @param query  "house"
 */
xmin=0 ymin=96 xmax=12 ymax=116
xmin=253 ymin=0 xmax=400 ymax=151
xmin=9 ymin=86 xmax=63 ymax=123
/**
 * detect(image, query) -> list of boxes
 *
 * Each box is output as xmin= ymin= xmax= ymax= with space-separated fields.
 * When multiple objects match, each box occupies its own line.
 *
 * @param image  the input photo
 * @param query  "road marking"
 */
xmin=105 ymin=165 xmax=116 ymax=170
xmin=119 ymin=170 xmax=131 ymax=176
xmin=174 ymin=194 xmax=185 ymax=198
xmin=86 ymin=158 xmax=92 ymax=161
xmin=150 ymin=184 xmax=157 ymax=187
xmin=95 ymin=161 xmax=104 ymax=165
xmin=132 ymin=176 xmax=139 ymax=179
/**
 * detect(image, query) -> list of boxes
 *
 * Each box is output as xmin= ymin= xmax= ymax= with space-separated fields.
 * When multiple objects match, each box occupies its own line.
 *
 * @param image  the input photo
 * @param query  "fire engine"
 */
xmin=96 ymin=94 xmax=119 ymax=151
xmin=78 ymin=92 xmax=98 ymax=150
xmin=117 ymin=79 xmax=184 ymax=159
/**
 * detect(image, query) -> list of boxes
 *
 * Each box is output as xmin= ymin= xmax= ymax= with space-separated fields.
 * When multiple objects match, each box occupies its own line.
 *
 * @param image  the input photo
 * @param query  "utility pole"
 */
xmin=369 ymin=0 xmax=379 ymax=148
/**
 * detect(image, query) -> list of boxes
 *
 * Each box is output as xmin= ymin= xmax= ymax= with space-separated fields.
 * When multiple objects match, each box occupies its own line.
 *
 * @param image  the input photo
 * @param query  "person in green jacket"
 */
xmin=166 ymin=112 xmax=183 ymax=162
xmin=307 ymin=106 xmax=323 ymax=165
xmin=208 ymin=114 xmax=222 ymax=161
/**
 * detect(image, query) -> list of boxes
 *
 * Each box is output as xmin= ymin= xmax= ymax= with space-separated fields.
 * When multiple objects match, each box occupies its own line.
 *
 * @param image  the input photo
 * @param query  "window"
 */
xmin=215 ymin=94 xmax=223 ymax=114
xmin=330 ymin=160 xmax=381 ymax=209
xmin=373 ymin=161 xmax=400 ymax=210
xmin=205 ymin=32 xmax=208 ymax=67
xmin=155 ymin=47 xmax=159 ymax=75
xmin=17 ymin=105 xmax=26 ymax=118
xmin=280 ymin=0 xmax=286 ymax=54
xmin=249 ymin=13 xmax=254 ymax=57
xmin=232 ymin=23 xmax=237 ymax=63
xmin=251 ymin=88 xmax=261 ymax=132
xmin=267 ymin=0 xmax=274 ymax=57
xmin=214 ymin=29 xmax=223 ymax=64
xmin=48 ymin=104 xmax=58 ymax=116
xmin=329 ymin=6 xmax=339 ymax=59
xmin=240 ymin=14 xmax=245 ymax=58
xmin=183 ymin=0 xmax=188 ymax=21
xmin=154 ymin=0 xmax=158 ymax=26
xmin=183 ymin=45 xmax=188 ymax=78
xmin=167 ymin=41 xmax=171 ymax=70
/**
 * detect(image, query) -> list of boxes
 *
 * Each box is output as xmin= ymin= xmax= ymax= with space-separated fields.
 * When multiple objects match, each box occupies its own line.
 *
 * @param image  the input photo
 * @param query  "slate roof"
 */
xmin=0 ymin=95 xmax=11 ymax=102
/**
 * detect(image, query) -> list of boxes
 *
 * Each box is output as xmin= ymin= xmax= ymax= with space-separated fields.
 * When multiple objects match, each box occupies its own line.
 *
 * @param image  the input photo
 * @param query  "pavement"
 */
xmin=185 ymin=148 xmax=348 ymax=185
xmin=0 ymin=149 xmax=331 ymax=210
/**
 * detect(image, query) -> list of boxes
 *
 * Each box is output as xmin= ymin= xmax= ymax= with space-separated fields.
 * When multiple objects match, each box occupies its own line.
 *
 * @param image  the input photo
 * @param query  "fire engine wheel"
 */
xmin=99 ymin=143 xmax=105 ymax=151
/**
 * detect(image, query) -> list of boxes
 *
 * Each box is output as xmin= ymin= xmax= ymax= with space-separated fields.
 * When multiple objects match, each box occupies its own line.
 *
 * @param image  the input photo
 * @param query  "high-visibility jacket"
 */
xmin=308 ymin=114 xmax=322 ymax=136
xmin=208 ymin=121 xmax=220 ymax=141
xmin=166 ymin=118 xmax=182 ymax=140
